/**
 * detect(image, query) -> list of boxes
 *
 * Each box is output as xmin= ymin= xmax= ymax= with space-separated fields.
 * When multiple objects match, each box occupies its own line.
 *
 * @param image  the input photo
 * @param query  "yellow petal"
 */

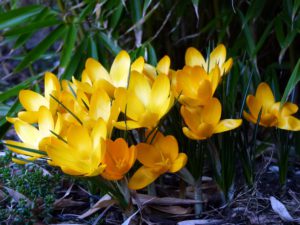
xmin=17 ymin=111 xmax=39 ymax=123
xmin=126 ymin=90 xmax=146 ymax=121
xmin=4 ymin=140 xmax=43 ymax=157
xmin=143 ymin=63 xmax=157 ymax=82
xmin=154 ymin=135 xmax=178 ymax=162
xmin=209 ymin=44 xmax=226 ymax=72
xmin=180 ymin=105 xmax=202 ymax=132
xmin=256 ymin=82 xmax=275 ymax=108
xmin=281 ymin=102 xmax=298 ymax=116
xmin=44 ymin=72 xmax=60 ymax=100
xmin=128 ymin=71 xmax=151 ymax=106
xmin=278 ymin=116 xmax=300 ymax=131
xmin=209 ymin=66 xmax=220 ymax=94
xmin=91 ymin=118 xmax=107 ymax=149
xmin=243 ymin=111 xmax=258 ymax=124
xmin=150 ymin=74 xmax=170 ymax=113
xmin=196 ymin=79 xmax=213 ymax=105
xmin=94 ymin=79 xmax=115 ymax=97
xmin=185 ymin=47 xmax=206 ymax=68
xmin=182 ymin=127 xmax=206 ymax=140
xmin=221 ymin=58 xmax=233 ymax=75
xmin=38 ymin=106 xmax=54 ymax=136
xmin=195 ymin=123 xmax=214 ymax=139
xmin=85 ymin=58 xmax=110 ymax=82
xmin=131 ymin=56 xmax=145 ymax=73
xmin=214 ymin=119 xmax=242 ymax=133
xmin=169 ymin=153 xmax=188 ymax=173
xmin=113 ymin=120 xmax=143 ymax=130
xmin=67 ymin=125 xmax=92 ymax=153
xmin=15 ymin=120 xmax=41 ymax=144
xmin=89 ymin=89 xmax=111 ymax=122
xmin=136 ymin=143 xmax=162 ymax=167
xmin=157 ymin=55 xmax=170 ymax=75
xmin=128 ymin=166 xmax=160 ymax=190
xmin=246 ymin=95 xmax=262 ymax=118
xmin=19 ymin=90 xmax=49 ymax=111
xmin=202 ymin=98 xmax=221 ymax=125
xmin=110 ymin=50 xmax=130 ymax=87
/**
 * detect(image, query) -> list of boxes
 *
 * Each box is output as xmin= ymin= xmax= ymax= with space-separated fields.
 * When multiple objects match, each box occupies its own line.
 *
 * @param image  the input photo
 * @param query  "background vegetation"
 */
xmin=1 ymin=0 xmax=300 ymax=224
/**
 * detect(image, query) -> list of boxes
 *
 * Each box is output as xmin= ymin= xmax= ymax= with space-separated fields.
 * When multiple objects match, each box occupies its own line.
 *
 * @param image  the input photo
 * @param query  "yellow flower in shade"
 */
xmin=131 ymin=55 xmax=171 ymax=83
xmin=114 ymin=72 xmax=174 ymax=130
xmin=173 ymin=65 xmax=220 ymax=107
xmin=185 ymin=44 xmax=233 ymax=77
xmin=4 ymin=106 xmax=62 ymax=163
xmin=181 ymin=98 xmax=242 ymax=140
xmin=243 ymin=82 xmax=300 ymax=130
xmin=9 ymin=72 xmax=61 ymax=124
xmin=128 ymin=132 xmax=187 ymax=190
xmin=83 ymin=50 xmax=130 ymax=96
xmin=101 ymin=138 xmax=136 ymax=180
xmin=40 ymin=119 xmax=107 ymax=176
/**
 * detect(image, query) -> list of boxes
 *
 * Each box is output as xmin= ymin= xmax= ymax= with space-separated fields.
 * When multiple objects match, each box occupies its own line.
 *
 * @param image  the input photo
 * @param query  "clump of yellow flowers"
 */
xmin=12 ymin=44 xmax=300 ymax=195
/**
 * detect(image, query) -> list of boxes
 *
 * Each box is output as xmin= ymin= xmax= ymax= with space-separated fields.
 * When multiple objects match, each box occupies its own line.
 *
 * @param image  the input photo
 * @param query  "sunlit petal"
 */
xmin=19 ymin=90 xmax=49 ymax=111
xmin=185 ymin=47 xmax=206 ymax=68
xmin=202 ymin=98 xmax=221 ymax=125
xmin=17 ymin=111 xmax=39 ymax=123
xmin=256 ymin=82 xmax=275 ymax=108
xmin=169 ymin=153 xmax=188 ymax=173
xmin=209 ymin=44 xmax=226 ymax=71
xmin=15 ymin=120 xmax=41 ymax=144
xmin=278 ymin=116 xmax=300 ymax=131
xmin=128 ymin=166 xmax=160 ymax=190
xmin=85 ymin=58 xmax=110 ymax=82
xmin=44 ymin=72 xmax=60 ymax=99
xmin=214 ymin=119 xmax=242 ymax=133
xmin=38 ymin=106 xmax=54 ymax=136
xmin=157 ymin=55 xmax=170 ymax=75
xmin=110 ymin=50 xmax=130 ymax=87
xmin=131 ymin=56 xmax=145 ymax=73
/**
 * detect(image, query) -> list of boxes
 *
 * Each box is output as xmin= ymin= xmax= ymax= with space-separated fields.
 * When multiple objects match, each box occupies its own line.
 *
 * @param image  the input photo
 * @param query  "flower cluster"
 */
xmin=4 ymin=50 xmax=186 ymax=190
xmin=174 ymin=44 xmax=242 ymax=140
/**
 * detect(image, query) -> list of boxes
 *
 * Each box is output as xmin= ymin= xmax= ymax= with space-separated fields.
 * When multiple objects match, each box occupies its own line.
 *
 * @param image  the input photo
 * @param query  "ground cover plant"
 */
xmin=1 ymin=0 xmax=300 ymax=224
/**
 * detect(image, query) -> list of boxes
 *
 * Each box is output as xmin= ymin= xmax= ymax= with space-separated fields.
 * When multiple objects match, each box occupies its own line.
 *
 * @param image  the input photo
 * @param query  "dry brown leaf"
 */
xmin=134 ymin=194 xmax=201 ymax=206
xmin=2 ymin=186 xmax=32 ymax=206
xmin=53 ymin=198 xmax=85 ymax=209
xmin=150 ymin=205 xmax=191 ymax=215
xmin=78 ymin=194 xmax=116 ymax=219
xmin=177 ymin=219 xmax=223 ymax=225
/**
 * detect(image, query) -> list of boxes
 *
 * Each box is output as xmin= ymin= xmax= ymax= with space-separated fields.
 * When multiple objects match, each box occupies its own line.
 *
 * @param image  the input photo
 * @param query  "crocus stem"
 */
xmin=194 ymin=179 xmax=202 ymax=218
xmin=147 ymin=182 xmax=157 ymax=196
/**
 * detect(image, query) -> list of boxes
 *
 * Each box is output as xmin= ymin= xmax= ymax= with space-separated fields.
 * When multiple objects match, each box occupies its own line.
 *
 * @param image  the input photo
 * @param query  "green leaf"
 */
xmin=3 ymin=142 xmax=47 ymax=156
xmin=0 ymin=74 xmax=43 ymax=102
xmin=15 ymin=24 xmax=65 ymax=72
xmin=130 ymin=0 xmax=142 ymax=23
xmin=274 ymin=17 xmax=285 ymax=48
xmin=88 ymin=35 xmax=98 ymax=59
xmin=59 ymin=24 xmax=77 ymax=72
xmin=61 ymin=38 xmax=88 ymax=80
xmin=146 ymin=43 xmax=157 ymax=65
xmin=108 ymin=2 xmax=124 ymax=30
xmin=191 ymin=0 xmax=199 ymax=19
xmin=97 ymin=32 xmax=121 ymax=56
xmin=4 ymin=18 xmax=60 ymax=36
xmin=280 ymin=58 xmax=300 ymax=107
xmin=253 ymin=20 xmax=273 ymax=55
xmin=78 ymin=2 xmax=96 ymax=21
xmin=0 ymin=5 xmax=44 ymax=30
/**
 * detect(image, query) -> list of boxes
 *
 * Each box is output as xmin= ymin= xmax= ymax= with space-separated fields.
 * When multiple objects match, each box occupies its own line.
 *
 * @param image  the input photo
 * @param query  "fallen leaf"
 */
xmin=270 ymin=196 xmax=295 ymax=222
xmin=2 ymin=186 xmax=32 ymax=207
xmin=53 ymin=198 xmax=85 ymax=209
xmin=177 ymin=219 xmax=223 ymax=225
xmin=78 ymin=194 xmax=116 ymax=219
xmin=133 ymin=194 xmax=201 ymax=206
xmin=121 ymin=209 xmax=139 ymax=225
xmin=151 ymin=205 xmax=191 ymax=215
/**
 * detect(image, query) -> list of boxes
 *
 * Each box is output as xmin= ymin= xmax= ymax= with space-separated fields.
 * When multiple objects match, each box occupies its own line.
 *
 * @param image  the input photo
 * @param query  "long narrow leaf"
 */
xmin=280 ymin=58 xmax=300 ymax=107
xmin=15 ymin=25 xmax=65 ymax=72
xmin=0 ymin=5 xmax=43 ymax=30
xmin=59 ymin=24 xmax=77 ymax=73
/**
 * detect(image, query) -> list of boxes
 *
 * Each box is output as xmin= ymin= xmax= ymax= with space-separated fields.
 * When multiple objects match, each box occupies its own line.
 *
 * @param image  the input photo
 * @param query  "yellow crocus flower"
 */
xmin=9 ymin=72 xmax=61 ymax=124
xmin=173 ymin=65 xmax=220 ymax=107
xmin=128 ymin=132 xmax=187 ymax=190
xmin=101 ymin=138 xmax=136 ymax=180
xmin=4 ymin=106 xmax=62 ymax=163
xmin=114 ymin=72 xmax=174 ymax=130
xmin=83 ymin=50 xmax=130 ymax=96
xmin=181 ymin=98 xmax=242 ymax=140
xmin=185 ymin=44 xmax=233 ymax=77
xmin=243 ymin=82 xmax=300 ymax=130
xmin=40 ymin=119 xmax=107 ymax=176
